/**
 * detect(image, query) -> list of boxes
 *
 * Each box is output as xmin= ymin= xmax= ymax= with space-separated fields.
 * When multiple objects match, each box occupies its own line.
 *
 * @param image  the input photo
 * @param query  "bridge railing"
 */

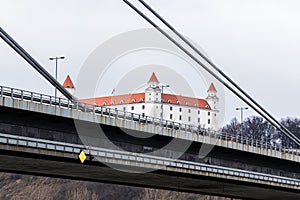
xmin=0 ymin=132 xmax=299 ymax=187
xmin=1 ymin=85 xmax=299 ymax=157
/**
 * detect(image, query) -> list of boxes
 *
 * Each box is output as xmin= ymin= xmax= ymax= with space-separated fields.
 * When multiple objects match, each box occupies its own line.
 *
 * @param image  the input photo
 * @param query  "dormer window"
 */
xmin=177 ymin=100 xmax=180 ymax=105
xmin=139 ymin=98 xmax=144 ymax=102
xmin=103 ymin=102 xmax=107 ymax=106
xmin=120 ymin=100 xmax=125 ymax=104
xmin=111 ymin=101 xmax=115 ymax=105
xmin=167 ymin=99 xmax=171 ymax=103
xmin=131 ymin=99 xmax=136 ymax=103
xmin=186 ymin=102 xmax=189 ymax=106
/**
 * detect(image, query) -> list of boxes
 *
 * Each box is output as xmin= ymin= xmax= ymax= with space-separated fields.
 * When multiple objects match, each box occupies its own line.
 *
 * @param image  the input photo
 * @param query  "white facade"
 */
xmin=75 ymin=73 xmax=220 ymax=130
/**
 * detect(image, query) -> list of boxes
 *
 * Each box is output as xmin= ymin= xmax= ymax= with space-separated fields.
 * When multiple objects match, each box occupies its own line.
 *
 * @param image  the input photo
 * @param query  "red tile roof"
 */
xmin=80 ymin=93 xmax=146 ymax=106
xmin=63 ymin=75 xmax=75 ymax=88
xmin=162 ymin=94 xmax=210 ymax=109
xmin=148 ymin=72 xmax=159 ymax=83
xmin=81 ymin=92 xmax=210 ymax=109
xmin=207 ymin=83 xmax=216 ymax=92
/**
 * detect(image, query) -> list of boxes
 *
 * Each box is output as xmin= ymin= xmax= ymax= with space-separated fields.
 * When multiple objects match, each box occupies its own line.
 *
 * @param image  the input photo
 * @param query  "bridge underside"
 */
xmin=0 ymin=104 xmax=299 ymax=199
xmin=0 ymin=149 xmax=298 ymax=200
xmin=0 ymin=106 xmax=299 ymax=179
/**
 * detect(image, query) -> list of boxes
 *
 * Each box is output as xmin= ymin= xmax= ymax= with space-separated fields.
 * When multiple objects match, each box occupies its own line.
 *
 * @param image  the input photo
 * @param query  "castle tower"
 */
xmin=206 ymin=83 xmax=218 ymax=110
xmin=145 ymin=72 xmax=161 ymax=118
xmin=206 ymin=83 xmax=219 ymax=130
xmin=145 ymin=72 xmax=161 ymax=102
xmin=62 ymin=75 xmax=75 ymax=96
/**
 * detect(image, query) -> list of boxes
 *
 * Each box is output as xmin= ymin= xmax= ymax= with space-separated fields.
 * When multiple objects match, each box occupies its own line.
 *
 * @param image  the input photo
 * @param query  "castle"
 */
xmin=63 ymin=72 xmax=219 ymax=130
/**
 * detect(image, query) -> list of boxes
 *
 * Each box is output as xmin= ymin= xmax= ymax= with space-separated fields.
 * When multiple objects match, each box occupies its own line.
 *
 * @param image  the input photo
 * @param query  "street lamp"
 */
xmin=49 ymin=56 xmax=65 ymax=99
xmin=236 ymin=107 xmax=248 ymax=136
xmin=160 ymin=84 xmax=170 ymax=122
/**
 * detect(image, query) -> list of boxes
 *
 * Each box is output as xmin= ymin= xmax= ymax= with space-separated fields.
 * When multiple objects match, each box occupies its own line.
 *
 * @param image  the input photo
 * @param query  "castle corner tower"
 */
xmin=206 ymin=83 xmax=219 ymax=130
xmin=62 ymin=75 xmax=75 ymax=96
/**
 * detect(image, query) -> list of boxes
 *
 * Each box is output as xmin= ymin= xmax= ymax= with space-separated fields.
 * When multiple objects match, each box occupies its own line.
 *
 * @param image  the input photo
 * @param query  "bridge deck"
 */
xmin=0 ymin=132 xmax=299 ymax=200
xmin=0 ymin=89 xmax=299 ymax=164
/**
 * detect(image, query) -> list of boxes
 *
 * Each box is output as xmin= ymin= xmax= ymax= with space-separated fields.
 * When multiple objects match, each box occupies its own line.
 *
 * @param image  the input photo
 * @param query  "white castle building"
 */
xmin=63 ymin=73 xmax=219 ymax=130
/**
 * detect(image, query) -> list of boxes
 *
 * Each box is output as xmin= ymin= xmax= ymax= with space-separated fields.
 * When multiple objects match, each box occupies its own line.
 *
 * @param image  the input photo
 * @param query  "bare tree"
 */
xmin=279 ymin=118 xmax=300 ymax=148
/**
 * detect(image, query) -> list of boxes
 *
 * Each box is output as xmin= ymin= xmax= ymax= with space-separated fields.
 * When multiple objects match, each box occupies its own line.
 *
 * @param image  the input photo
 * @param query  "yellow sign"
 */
xmin=78 ymin=150 xmax=86 ymax=164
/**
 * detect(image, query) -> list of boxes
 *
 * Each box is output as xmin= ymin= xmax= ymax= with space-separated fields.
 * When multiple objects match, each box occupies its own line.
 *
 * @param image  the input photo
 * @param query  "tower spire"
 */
xmin=207 ymin=83 xmax=217 ymax=92
xmin=63 ymin=75 xmax=75 ymax=88
xmin=148 ymin=72 xmax=159 ymax=83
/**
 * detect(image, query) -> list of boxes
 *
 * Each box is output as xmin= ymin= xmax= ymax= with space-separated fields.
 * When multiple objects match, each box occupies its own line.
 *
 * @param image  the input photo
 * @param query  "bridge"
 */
xmin=1 ymin=2 xmax=300 ymax=198
xmin=0 ymin=85 xmax=299 ymax=200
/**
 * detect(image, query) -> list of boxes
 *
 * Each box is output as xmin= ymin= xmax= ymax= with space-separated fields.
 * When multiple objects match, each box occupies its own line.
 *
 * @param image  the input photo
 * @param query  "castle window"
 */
xmin=142 ymin=105 xmax=145 ymax=109
xmin=188 ymin=116 xmax=191 ymax=122
xmin=131 ymin=106 xmax=134 ymax=110
xmin=179 ymin=115 xmax=182 ymax=120
xmin=170 ymin=106 xmax=173 ymax=111
xmin=208 ymin=112 xmax=210 ymax=116
xmin=123 ymin=107 xmax=126 ymax=111
xmin=208 ymin=119 xmax=211 ymax=124
xmin=188 ymin=109 xmax=191 ymax=113
xmin=198 ymin=110 xmax=200 ymax=115
xmin=198 ymin=118 xmax=200 ymax=123
xmin=142 ymin=113 xmax=145 ymax=117
xmin=170 ymin=114 xmax=173 ymax=120
xmin=179 ymin=108 xmax=182 ymax=112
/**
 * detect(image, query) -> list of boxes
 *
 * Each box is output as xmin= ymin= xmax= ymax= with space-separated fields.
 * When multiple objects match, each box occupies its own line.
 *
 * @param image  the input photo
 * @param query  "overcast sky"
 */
xmin=0 ymin=0 xmax=299 ymax=125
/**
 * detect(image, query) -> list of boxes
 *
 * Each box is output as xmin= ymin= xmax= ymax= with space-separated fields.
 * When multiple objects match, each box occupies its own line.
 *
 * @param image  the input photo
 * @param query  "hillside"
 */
xmin=0 ymin=173 xmax=235 ymax=200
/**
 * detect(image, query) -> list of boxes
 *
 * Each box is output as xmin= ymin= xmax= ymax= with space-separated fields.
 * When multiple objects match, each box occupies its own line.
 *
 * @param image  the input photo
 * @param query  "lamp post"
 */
xmin=235 ymin=107 xmax=248 ymax=136
xmin=49 ymin=56 xmax=65 ymax=99
xmin=160 ymin=84 xmax=170 ymax=122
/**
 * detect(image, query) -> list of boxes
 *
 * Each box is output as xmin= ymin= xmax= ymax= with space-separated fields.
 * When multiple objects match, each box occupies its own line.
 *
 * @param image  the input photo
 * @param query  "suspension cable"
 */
xmin=0 ymin=27 xmax=75 ymax=102
xmin=136 ymin=0 xmax=300 ymax=146
xmin=122 ymin=0 xmax=300 ymax=146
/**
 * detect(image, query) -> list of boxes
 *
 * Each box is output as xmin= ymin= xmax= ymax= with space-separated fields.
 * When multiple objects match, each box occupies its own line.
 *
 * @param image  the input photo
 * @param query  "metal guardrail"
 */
xmin=0 ymin=132 xmax=299 ymax=187
xmin=0 ymin=85 xmax=299 ymax=157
